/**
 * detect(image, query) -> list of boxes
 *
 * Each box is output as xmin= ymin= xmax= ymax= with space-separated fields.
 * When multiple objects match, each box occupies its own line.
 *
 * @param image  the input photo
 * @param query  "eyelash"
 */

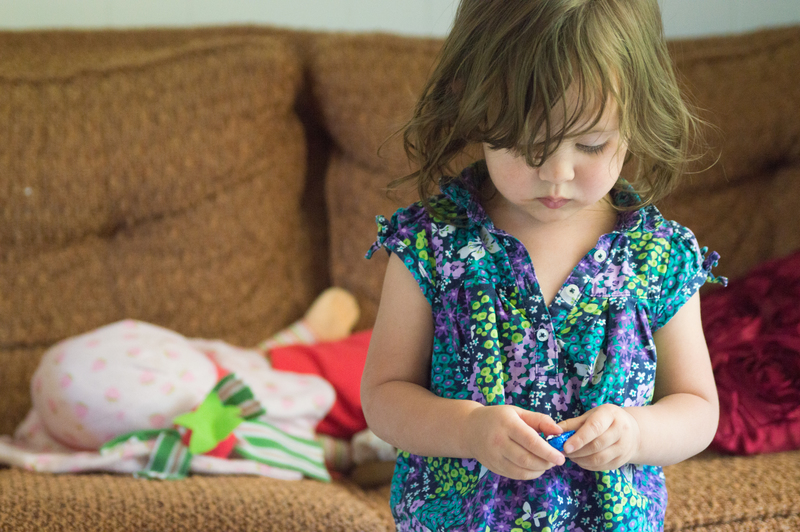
xmin=577 ymin=142 xmax=608 ymax=155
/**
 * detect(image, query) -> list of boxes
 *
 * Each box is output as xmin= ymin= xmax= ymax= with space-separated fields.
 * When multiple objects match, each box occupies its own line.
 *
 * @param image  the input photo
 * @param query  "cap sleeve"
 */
xmin=653 ymin=223 xmax=727 ymax=331
xmin=365 ymin=203 xmax=437 ymax=306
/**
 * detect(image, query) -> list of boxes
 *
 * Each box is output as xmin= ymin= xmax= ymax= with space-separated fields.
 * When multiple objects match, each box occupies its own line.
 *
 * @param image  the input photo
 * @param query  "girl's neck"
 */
xmin=482 ymin=190 xmax=618 ymax=307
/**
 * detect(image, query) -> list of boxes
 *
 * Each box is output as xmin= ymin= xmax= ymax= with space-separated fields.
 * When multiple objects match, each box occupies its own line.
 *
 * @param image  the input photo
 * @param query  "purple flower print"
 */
xmin=529 ymin=365 xmax=547 ymax=384
xmin=433 ymin=235 xmax=445 ymax=277
xmin=434 ymin=312 xmax=450 ymax=338
xmin=506 ymin=491 xmax=525 ymax=509
xmin=503 ymin=341 xmax=526 ymax=360
xmin=625 ymin=381 xmax=655 ymax=407
xmin=565 ymin=377 xmax=581 ymax=402
xmin=505 ymin=359 xmax=528 ymax=395
xmin=443 ymin=260 xmax=465 ymax=279
xmin=496 ymin=505 xmax=516 ymax=524
xmin=468 ymin=362 xmax=485 ymax=402
xmin=548 ymin=372 xmax=565 ymax=389
xmin=493 ymin=522 xmax=512 ymax=532
xmin=552 ymin=392 xmax=569 ymax=412
xmin=461 ymin=458 xmax=478 ymax=471
xmin=526 ymin=480 xmax=547 ymax=499
xmin=395 ymin=224 xmax=414 ymax=241
xmin=551 ymin=475 xmax=571 ymax=498
xmin=592 ymin=260 xmax=636 ymax=294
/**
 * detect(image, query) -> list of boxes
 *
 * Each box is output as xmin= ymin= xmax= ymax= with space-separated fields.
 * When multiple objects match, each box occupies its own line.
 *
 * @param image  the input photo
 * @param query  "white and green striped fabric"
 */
xmin=235 ymin=420 xmax=330 ymax=482
xmin=100 ymin=373 xmax=330 ymax=482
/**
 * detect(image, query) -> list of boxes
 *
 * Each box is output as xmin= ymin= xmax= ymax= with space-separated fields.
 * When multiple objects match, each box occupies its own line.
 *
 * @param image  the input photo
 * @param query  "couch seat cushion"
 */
xmin=0 ymin=468 xmax=393 ymax=531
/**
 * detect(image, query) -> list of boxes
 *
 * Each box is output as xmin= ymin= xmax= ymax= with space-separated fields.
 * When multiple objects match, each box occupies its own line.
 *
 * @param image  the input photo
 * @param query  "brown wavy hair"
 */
xmin=398 ymin=0 xmax=712 ymax=210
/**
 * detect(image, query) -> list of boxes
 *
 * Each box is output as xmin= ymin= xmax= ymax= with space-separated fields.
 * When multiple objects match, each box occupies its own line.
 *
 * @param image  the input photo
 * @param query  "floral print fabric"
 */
xmin=366 ymin=162 xmax=724 ymax=532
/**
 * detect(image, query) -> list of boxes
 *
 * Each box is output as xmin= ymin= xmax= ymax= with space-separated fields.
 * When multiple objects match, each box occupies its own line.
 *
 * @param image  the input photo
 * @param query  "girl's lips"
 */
xmin=538 ymin=197 xmax=569 ymax=209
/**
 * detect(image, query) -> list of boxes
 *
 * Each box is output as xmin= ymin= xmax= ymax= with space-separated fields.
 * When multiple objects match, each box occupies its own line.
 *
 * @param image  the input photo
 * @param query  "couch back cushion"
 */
xmin=0 ymin=30 xmax=325 ymax=434
xmin=315 ymin=27 xmax=800 ymax=328
xmin=311 ymin=33 xmax=457 ymax=330
xmin=660 ymin=27 xmax=800 ymax=280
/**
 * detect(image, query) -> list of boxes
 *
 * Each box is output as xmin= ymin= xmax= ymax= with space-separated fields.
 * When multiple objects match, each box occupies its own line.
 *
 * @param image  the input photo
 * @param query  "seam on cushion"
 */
xmin=1 ymin=156 xmax=299 ymax=261
xmin=669 ymin=27 xmax=800 ymax=66
xmin=673 ymin=510 xmax=800 ymax=531
xmin=0 ymin=37 xmax=296 ymax=83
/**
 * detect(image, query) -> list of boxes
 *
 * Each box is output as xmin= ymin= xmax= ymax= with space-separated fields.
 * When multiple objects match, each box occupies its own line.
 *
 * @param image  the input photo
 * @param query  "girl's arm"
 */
xmin=627 ymin=291 xmax=720 ymax=464
xmin=559 ymin=292 xmax=719 ymax=469
xmin=361 ymin=253 xmax=565 ymax=478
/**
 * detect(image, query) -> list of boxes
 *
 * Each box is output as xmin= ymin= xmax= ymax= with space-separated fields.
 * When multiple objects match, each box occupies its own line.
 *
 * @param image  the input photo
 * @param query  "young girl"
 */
xmin=362 ymin=0 xmax=725 ymax=530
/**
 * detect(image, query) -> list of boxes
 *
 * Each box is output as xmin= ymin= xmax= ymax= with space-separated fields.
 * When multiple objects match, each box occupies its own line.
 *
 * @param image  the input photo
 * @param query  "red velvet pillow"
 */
xmin=702 ymin=250 xmax=800 ymax=455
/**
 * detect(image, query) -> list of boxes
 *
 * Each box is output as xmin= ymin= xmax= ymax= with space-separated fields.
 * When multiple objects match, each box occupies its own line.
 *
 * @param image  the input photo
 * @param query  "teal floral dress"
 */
xmin=366 ymin=162 xmax=725 ymax=532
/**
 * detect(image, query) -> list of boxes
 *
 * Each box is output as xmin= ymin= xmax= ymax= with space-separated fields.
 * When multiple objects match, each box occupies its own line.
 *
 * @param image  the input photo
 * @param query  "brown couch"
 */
xmin=1 ymin=25 xmax=799 ymax=531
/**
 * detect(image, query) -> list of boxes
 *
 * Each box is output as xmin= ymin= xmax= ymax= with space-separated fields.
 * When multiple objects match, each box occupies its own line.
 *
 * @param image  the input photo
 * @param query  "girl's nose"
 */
xmin=538 ymin=152 xmax=575 ymax=184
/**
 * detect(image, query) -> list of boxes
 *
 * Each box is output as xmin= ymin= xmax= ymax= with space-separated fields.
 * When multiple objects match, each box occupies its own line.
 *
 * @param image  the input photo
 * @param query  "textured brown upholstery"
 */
xmin=0 ymin=30 xmax=327 ymax=436
xmin=1 ymin=25 xmax=799 ymax=532
xmin=0 ymin=468 xmax=394 ymax=531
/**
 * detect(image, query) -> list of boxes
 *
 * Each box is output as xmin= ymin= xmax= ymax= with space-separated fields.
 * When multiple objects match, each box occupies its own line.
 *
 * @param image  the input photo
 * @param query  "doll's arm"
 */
xmin=303 ymin=287 xmax=360 ymax=342
xmin=259 ymin=287 xmax=360 ymax=352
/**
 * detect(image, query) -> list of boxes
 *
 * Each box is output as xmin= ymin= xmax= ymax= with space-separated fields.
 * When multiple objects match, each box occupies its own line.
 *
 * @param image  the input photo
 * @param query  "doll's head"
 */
xmin=401 ymin=0 xmax=709 ymax=209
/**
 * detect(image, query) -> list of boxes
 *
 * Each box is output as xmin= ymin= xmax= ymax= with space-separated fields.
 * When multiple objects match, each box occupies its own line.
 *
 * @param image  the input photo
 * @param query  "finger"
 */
xmin=569 ymin=444 xmax=626 ymax=471
xmin=565 ymin=429 xmax=615 ymax=459
xmin=508 ymin=424 xmax=565 ymax=466
xmin=504 ymin=442 xmax=558 ymax=472
xmin=500 ymin=455 xmax=550 ymax=481
xmin=515 ymin=408 xmax=562 ymax=436
xmin=556 ymin=413 xmax=588 ymax=433
xmin=562 ymin=411 xmax=613 ymax=455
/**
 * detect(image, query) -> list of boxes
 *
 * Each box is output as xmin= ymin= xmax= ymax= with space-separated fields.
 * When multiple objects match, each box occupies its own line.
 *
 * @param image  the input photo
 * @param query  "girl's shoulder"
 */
xmin=613 ymin=203 xmax=709 ymax=276
xmin=365 ymin=193 xmax=466 ymax=259
xmin=611 ymin=181 xmax=700 ymax=249
xmin=380 ymin=193 xmax=468 ymax=238
xmin=620 ymin=204 xmax=725 ymax=314
xmin=622 ymin=203 xmax=701 ymax=254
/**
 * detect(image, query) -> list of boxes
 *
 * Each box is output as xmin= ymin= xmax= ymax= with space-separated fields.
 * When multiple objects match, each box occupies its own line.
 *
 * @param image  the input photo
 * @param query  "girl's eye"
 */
xmin=577 ymin=142 xmax=608 ymax=155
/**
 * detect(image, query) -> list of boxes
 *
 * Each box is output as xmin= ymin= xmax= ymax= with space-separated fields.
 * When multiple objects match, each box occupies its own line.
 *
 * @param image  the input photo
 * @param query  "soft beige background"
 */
xmin=0 ymin=0 xmax=799 ymax=38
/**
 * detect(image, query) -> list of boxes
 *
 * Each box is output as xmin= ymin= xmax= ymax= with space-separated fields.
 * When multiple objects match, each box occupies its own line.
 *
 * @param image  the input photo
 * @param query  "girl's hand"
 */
xmin=557 ymin=404 xmax=641 ymax=471
xmin=464 ymin=405 xmax=566 ymax=480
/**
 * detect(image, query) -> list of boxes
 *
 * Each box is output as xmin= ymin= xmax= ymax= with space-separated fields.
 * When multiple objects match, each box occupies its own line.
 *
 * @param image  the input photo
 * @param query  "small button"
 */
xmin=593 ymin=249 xmax=607 ymax=263
xmin=536 ymin=329 xmax=549 ymax=342
xmin=560 ymin=284 xmax=580 ymax=305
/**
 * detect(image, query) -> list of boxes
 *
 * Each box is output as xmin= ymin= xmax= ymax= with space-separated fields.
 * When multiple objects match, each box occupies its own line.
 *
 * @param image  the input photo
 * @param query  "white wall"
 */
xmin=0 ymin=0 xmax=798 ymax=38
xmin=660 ymin=0 xmax=800 ymax=38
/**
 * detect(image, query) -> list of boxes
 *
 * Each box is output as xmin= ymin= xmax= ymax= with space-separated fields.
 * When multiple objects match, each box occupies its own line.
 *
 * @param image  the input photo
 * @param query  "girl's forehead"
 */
xmin=530 ymin=88 xmax=620 ymax=138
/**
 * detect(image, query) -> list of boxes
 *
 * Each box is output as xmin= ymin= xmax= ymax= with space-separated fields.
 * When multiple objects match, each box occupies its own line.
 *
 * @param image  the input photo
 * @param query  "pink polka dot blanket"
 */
xmin=0 ymin=320 xmax=335 ymax=481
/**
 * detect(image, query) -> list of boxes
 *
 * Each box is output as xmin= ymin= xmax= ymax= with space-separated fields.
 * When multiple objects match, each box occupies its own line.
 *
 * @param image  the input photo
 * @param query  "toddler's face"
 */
xmin=483 ymin=90 xmax=627 ymax=228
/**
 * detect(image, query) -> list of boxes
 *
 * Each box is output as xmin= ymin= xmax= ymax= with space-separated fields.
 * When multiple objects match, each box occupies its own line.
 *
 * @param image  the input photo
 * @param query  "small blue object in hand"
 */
xmin=546 ymin=431 xmax=576 ymax=452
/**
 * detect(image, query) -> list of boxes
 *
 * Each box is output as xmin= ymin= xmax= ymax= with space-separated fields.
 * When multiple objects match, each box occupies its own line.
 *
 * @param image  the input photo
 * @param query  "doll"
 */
xmin=0 ymin=288 xmax=391 ymax=481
